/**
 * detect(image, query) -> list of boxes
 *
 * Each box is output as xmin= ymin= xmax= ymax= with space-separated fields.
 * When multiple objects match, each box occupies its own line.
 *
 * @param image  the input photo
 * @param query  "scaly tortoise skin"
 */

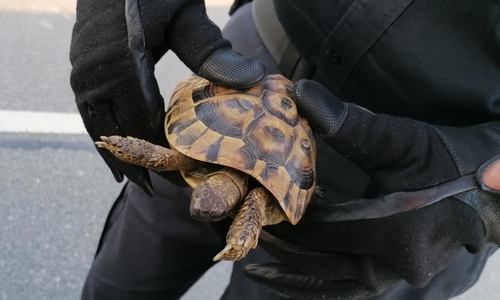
xmin=96 ymin=74 xmax=317 ymax=261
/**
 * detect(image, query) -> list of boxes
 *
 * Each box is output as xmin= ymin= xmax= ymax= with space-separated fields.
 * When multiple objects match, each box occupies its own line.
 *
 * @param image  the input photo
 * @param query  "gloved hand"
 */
xmin=70 ymin=0 xmax=266 ymax=196
xmin=243 ymin=80 xmax=500 ymax=299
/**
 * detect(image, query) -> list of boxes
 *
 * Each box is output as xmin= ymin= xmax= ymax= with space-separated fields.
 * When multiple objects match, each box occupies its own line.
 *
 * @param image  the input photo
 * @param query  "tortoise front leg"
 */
xmin=191 ymin=167 xmax=248 ymax=222
xmin=95 ymin=136 xmax=200 ymax=172
xmin=213 ymin=187 xmax=286 ymax=261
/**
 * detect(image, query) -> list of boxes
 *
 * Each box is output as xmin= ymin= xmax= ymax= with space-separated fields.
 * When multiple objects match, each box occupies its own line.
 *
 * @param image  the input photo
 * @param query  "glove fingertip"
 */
xmin=111 ymin=164 xmax=156 ymax=197
xmin=110 ymin=167 xmax=124 ymax=183
xmin=131 ymin=168 xmax=155 ymax=197
xmin=292 ymin=80 xmax=348 ymax=138
xmin=293 ymin=79 xmax=324 ymax=97
xmin=199 ymin=48 xmax=267 ymax=89
xmin=97 ymin=147 xmax=125 ymax=183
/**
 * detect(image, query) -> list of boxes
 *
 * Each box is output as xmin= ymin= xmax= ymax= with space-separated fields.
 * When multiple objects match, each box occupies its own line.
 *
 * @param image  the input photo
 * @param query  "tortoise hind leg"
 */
xmin=213 ymin=187 xmax=286 ymax=261
xmin=96 ymin=136 xmax=200 ymax=172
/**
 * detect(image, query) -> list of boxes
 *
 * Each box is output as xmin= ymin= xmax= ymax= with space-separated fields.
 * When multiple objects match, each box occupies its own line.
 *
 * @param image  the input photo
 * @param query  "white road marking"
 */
xmin=0 ymin=110 xmax=87 ymax=134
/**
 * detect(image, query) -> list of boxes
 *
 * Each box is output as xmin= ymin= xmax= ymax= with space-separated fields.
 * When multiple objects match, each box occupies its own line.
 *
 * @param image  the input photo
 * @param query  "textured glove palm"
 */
xmin=244 ymin=80 xmax=500 ymax=299
xmin=70 ymin=0 xmax=266 ymax=195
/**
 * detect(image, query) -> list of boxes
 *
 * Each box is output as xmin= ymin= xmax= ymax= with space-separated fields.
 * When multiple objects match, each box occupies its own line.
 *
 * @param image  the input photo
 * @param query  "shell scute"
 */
xmin=261 ymin=91 xmax=299 ymax=127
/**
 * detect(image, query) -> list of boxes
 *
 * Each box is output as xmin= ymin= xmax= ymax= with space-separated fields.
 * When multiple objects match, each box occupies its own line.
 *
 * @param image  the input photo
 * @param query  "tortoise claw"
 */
xmin=100 ymin=135 xmax=111 ymax=142
xmin=95 ymin=141 xmax=106 ymax=148
xmin=94 ymin=136 xmax=120 ymax=149
xmin=213 ymin=244 xmax=234 ymax=261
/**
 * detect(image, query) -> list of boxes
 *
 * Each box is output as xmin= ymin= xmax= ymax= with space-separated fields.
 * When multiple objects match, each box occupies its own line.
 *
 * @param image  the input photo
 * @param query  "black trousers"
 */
xmin=81 ymin=3 xmax=496 ymax=300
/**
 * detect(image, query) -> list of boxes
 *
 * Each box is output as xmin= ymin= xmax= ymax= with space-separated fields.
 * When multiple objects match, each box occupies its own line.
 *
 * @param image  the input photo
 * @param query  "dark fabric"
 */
xmin=367 ymin=244 xmax=497 ymax=300
xmin=220 ymin=248 xmax=281 ymax=300
xmin=81 ymin=173 xmax=496 ymax=300
xmin=251 ymin=1 xmax=500 ymax=298
xmin=333 ymin=105 xmax=459 ymax=192
xmin=71 ymin=0 xmax=163 ymax=195
xmin=70 ymin=0 xmax=266 ymax=196
xmin=145 ymin=0 xmax=229 ymax=71
xmin=261 ymin=197 xmax=485 ymax=288
xmin=82 ymin=173 xmax=232 ymax=299
xmin=293 ymin=79 xmax=460 ymax=193
xmin=274 ymin=0 xmax=500 ymax=126
xmin=245 ymin=243 xmax=498 ymax=300
xmin=81 ymin=172 xmax=283 ymax=300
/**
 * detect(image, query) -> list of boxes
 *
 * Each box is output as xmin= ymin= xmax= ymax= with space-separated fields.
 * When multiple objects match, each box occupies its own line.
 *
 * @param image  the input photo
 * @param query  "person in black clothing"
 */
xmin=70 ymin=0 xmax=500 ymax=299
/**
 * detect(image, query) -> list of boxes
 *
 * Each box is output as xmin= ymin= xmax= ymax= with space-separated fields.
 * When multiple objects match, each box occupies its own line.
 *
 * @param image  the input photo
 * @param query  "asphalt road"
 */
xmin=0 ymin=1 xmax=498 ymax=299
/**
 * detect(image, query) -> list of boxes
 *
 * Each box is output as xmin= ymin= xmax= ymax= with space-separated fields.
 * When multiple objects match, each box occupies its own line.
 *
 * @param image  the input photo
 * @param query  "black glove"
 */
xmin=244 ymin=80 xmax=500 ymax=299
xmin=70 ymin=0 xmax=266 ymax=196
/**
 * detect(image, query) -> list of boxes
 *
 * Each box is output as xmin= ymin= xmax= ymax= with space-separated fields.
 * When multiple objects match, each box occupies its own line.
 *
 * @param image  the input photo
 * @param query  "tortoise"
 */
xmin=96 ymin=74 xmax=317 ymax=261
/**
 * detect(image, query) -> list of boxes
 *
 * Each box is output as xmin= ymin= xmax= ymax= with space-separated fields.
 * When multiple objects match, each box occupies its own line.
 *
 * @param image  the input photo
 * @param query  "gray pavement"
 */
xmin=0 ymin=1 xmax=498 ymax=299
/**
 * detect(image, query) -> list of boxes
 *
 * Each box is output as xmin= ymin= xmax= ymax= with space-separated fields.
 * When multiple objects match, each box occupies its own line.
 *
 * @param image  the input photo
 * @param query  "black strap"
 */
xmin=279 ymin=44 xmax=316 ymax=82
xmin=301 ymin=174 xmax=478 ymax=223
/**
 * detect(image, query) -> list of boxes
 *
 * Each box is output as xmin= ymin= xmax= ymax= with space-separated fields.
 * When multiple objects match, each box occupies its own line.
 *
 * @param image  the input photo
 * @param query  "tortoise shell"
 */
xmin=165 ymin=75 xmax=316 ymax=224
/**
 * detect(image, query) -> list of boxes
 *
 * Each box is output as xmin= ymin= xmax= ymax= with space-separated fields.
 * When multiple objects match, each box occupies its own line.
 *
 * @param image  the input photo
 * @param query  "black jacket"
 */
xmin=275 ymin=0 xmax=500 ymax=126
xmin=272 ymin=0 xmax=500 ymax=204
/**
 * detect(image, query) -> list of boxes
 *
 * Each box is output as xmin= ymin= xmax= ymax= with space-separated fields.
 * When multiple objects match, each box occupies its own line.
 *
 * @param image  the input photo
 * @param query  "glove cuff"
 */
xmin=454 ymin=188 xmax=500 ymax=246
xmin=451 ymin=155 xmax=500 ymax=246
